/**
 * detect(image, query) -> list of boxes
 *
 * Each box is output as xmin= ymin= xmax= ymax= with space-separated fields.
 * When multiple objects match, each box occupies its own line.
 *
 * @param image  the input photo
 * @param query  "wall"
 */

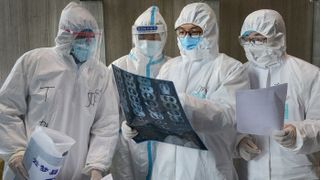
xmin=313 ymin=0 xmax=320 ymax=66
xmin=0 ymin=0 xmax=71 ymax=85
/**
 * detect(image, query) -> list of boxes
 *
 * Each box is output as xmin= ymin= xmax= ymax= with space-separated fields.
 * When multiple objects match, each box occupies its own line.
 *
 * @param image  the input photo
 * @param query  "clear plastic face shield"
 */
xmin=132 ymin=25 xmax=166 ymax=57
xmin=61 ymin=28 xmax=103 ymax=64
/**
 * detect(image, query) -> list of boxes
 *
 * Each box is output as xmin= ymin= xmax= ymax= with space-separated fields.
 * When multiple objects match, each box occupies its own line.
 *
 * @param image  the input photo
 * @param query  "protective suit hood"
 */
xmin=132 ymin=6 xmax=167 ymax=59
xmin=175 ymin=3 xmax=219 ymax=61
xmin=55 ymin=2 xmax=100 ymax=64
xmin=241 ymin=9 xmax=286 ymax=68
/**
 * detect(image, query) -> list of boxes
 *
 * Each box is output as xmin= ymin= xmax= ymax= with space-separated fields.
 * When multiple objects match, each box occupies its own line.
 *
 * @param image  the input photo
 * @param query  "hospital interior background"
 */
xmin=0 ymin=0 xmax=319 ymax=178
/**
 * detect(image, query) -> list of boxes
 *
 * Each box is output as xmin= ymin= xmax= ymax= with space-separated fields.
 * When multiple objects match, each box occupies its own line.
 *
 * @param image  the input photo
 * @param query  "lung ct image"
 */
xmin=112 ymin=65 xmax=207 ymax=150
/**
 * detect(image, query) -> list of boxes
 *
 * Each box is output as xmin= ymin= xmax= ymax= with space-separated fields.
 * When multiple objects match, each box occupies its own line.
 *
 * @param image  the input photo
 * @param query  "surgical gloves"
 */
xmin=90 ymin=169 xmax=102 ymax=180
xmin=272 ymin=124 xmax=297 ymax=148
xmin=121 ymin=121 xmax=138 ymax=140
xmin=238 ymin=136 xmax=261 ymax=161
xmin=8 ymin=153 xmax=28 ymax=179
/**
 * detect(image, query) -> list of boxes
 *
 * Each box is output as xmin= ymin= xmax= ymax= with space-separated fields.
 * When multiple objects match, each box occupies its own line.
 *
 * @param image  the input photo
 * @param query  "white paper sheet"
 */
xmin=17 ymin=126 xmax=75 ymax=180
xmin=236 ymin=83 xmax=288 ymax=135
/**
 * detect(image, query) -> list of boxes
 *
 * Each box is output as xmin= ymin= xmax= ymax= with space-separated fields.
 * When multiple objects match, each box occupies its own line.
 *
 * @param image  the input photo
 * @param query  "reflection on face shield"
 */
xmin=136 ymin=39 xmax=162 ymax=57
xmin=132 ymin=23 xmax=166 ymax=57
xmin=138 ymin=33 xmax=161 ymax=41
xmin=136 ymin=33 xmax=163 ymax=57
xmin=70 ymin=29 xmax=96 ymax=64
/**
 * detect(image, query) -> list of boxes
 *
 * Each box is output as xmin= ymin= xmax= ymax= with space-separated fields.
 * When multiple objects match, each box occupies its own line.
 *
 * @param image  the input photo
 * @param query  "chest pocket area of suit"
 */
xmin=31 ymin=84 xmax=56 ymax=105
xmin=84 ymin=88 xmax=102 ymax=113
xmin=28 ymin=84 xmax=57 ymax=127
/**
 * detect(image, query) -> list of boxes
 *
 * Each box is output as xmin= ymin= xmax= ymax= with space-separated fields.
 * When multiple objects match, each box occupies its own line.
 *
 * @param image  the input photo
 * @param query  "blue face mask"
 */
xmin=71 ymin=38 xmax=95 ymax=63
xmin=179 ymin=36 xmax=202 ymax=50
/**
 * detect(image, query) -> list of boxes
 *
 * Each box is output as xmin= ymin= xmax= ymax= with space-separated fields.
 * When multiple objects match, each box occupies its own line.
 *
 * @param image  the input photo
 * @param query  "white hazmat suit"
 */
xmin=237 ymin=9 xmax=320 ymax=180
xmin=110 ymin=6 xmax=170 ymax=180
xmin=0 ymin=2 xmax=119 ymax=180
xmin=152 ymin=3 xmax=249 ymax=180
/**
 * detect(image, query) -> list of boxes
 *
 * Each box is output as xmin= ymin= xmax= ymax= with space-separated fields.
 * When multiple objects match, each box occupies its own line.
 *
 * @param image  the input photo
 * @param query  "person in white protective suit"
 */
xmin=236 ymin=9 xmax=320 ymax=180
xmin=122 ymin=3 xmax=249 ymax=180
xmin=0 ymin=2 xmax=119 ymax=180
xmin=110 ymin=6 xmax=170 ymax=180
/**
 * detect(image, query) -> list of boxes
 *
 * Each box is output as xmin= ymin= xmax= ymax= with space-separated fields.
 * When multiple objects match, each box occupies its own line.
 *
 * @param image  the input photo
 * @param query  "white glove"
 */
xmin=8 ymin=153 xmax=28 ymax=180
xmin=272 ymin=124 xmax=297 ymax=148
xmin=238 ymin=136 xmax=261 ymax=161
xmin=90 ymin=169 xmax=103 ymax=180
xmin=121 ymin=121 xmax=138 ymax=140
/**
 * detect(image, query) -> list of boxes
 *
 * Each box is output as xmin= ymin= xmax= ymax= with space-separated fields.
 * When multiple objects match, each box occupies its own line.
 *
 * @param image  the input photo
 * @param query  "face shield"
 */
xmin=55 ymin=2 xmax=103 ymax=64
xmin=132 ymin=25 xmax=166 ymax=57
xmin=61 ymin=28 xmax=103 ymax=64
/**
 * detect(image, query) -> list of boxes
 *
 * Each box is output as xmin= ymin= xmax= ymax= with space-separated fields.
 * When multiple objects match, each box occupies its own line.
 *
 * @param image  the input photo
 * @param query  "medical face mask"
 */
xmin=137 ymin=40 xmax=162 ymax=57
xmin=71 ymin=38 xmax=95 ymax=63
xmin=179 ymin=36 xmax=202 ymax=50
xmin=243 ymin=44 xmax=284 ymax=68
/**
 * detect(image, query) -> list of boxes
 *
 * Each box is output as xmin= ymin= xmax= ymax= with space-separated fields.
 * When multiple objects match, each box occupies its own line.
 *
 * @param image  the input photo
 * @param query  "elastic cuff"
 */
xmin=290 ymin=125 xmax=304 ymax=152
xmin=82 ymin=163 xmax=108 ymax=176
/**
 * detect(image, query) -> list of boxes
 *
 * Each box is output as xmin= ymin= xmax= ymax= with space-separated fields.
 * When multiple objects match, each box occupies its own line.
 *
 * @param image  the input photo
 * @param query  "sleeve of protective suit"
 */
xmin=111 ymin=135 xmax=136 ymax=179
xmin=107 ymin=62 xmax=121 ymax=105
xmin=107 ymin=62 xmax=139 ymax=179
xmin=180 ymin=62 xmax=249 ymax=134
xmin=288 ymin=70 xmax=320 ymax=154
xmin=82 ymin=69 xmax=120 ymax=175
xmin=0 ymin=54 xmax=31 ymax=161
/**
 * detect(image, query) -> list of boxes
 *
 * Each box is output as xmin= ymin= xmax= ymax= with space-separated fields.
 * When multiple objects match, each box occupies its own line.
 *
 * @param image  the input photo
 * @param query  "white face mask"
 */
xmin=243 ymin=44 xmax=284 ymax=68
xmin=136 ymin=40 xmax=162 ymax=57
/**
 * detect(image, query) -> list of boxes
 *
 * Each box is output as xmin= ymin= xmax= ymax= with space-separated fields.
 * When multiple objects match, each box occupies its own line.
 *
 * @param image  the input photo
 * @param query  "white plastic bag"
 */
xmin=20 ymin=126 xmax=75 ymax=180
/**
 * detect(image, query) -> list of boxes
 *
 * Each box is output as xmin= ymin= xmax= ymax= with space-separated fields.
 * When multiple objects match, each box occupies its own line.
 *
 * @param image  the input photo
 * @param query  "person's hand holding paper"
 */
xmin=272 ymin=124 xmax=297 ymax=148
xmin=237 ymin=136 xmax=261 ymax=161
xmin=112 ymin=65 xmax=207 ymax=150
xmin=236 ymin=84 xmax=288 ymax=161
